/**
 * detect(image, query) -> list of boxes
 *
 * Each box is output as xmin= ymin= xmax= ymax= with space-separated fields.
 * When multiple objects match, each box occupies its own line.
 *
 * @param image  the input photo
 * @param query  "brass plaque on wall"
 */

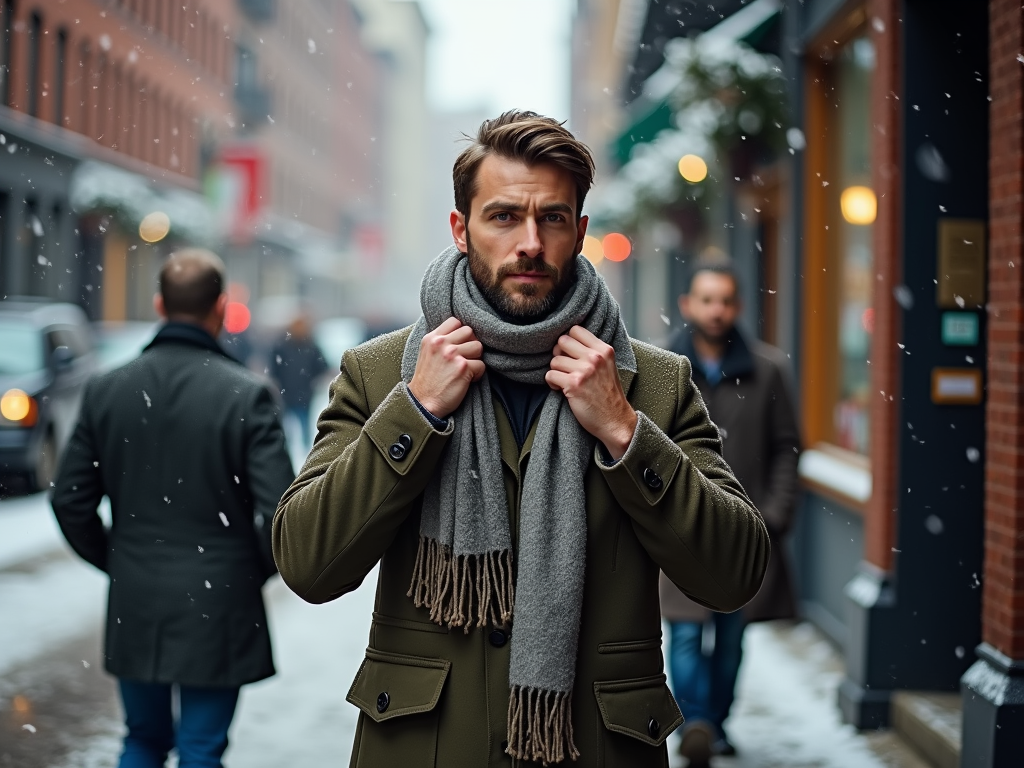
xmin=937 ymin=219 xmax=986 ymax=309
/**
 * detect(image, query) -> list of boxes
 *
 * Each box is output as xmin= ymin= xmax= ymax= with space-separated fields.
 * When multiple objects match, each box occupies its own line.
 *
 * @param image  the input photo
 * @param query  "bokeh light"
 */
xmin=581 ymin=235 xmax=604 ymax=264
xmin=840 ymin=186 xmax=877 ymax=225
xmin=224 ymin=302 xmax=251 ymax=334
xmin=139 ymin=211 xmax=171 ymax=243
xmin=1 ymin=389 xmax=32 ymax=422
xmin=602 ymin=233 xmax=632 ymax=262
xmin=678 ymin=154 xmax=709 ymax=183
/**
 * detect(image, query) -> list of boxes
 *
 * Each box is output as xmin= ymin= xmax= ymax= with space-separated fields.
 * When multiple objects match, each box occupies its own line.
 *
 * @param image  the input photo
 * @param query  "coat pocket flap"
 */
xmin=346 ymin=648 xmax=451 ymax=724
xmin=593 ymin=674 xmax=683 ymax=747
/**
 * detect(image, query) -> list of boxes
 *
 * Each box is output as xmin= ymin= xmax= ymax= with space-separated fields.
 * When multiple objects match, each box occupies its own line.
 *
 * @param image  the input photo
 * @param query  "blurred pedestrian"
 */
xmin=273 ymin=111 xmax=769 ymax=767
xmin=51 ymin=249 xmax=295 ymax=768
xmin=661 ymin=255 xmax=801 ymax=767
xmin=268 ymin=313 xmax=328 ymax=448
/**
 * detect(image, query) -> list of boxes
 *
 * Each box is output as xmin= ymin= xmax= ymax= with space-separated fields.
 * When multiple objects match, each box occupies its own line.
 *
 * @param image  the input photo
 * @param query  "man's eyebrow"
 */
xmin=539 ymin=202 xmax=574 ymax=215
xmin=480 ymin=201 xmax=527 ymax=214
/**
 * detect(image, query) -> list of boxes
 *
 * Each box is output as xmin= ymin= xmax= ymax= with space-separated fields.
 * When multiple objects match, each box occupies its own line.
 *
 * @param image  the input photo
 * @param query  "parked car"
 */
xmin=0 ymin=299 xmax=95 ymax=493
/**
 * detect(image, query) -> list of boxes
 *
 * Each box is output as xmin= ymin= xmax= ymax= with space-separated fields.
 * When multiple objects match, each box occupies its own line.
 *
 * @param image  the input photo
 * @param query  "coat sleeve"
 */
xmin=758 ymin=361 xmax=802 ymax=537
xmin=245 ymin=384 xmax=296 ymax=578
xmin=51 ymin=380 xmax=108 ymax=572
xmin=272 ymin=349 xmax=453 ymax=603
xmin=598 ymin=355 xmax=770 ymax=613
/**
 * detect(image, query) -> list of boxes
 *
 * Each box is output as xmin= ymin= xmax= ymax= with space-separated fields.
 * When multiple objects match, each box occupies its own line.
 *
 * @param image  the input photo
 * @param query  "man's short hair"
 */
xmin=685 ymin=249 xmax=741 ymax=295
xmin=453 ymin=110 xmax=596 ymax=219
xmin=159 ymin=248 xmax=226 ymax=318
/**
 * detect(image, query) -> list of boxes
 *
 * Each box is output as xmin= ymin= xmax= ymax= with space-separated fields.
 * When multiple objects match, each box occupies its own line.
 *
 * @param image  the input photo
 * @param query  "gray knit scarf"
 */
xmin=401 ymin=245 xmax=635 ymax=765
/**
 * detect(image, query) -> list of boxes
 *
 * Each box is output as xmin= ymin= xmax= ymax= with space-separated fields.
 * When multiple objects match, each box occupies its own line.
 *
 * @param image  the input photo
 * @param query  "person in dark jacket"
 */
xmin=662 ymin=256 xmax=801 ymax=767
xmin=268 ymin=313 xmax=328 ymax=448
xmin=51 ymin=249 xmax=295 ymax=768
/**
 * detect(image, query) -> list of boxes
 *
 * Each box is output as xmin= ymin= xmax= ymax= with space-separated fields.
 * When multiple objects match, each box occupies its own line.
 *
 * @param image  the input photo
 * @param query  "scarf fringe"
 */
xmin=506 ymin=685 xmax=579 ymax=765
xmin=406 ymin=536 xmax=515 ymax=631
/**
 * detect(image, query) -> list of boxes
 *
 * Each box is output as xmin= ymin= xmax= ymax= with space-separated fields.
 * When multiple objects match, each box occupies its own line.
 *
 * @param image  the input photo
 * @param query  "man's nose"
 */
xmin=517 ymin=219 xmax=543 ymax=259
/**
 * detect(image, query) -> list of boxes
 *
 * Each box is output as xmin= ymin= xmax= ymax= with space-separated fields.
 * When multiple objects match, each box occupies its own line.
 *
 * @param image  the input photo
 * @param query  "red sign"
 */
xmin=208 ymin=144 xmax=267 ymax=243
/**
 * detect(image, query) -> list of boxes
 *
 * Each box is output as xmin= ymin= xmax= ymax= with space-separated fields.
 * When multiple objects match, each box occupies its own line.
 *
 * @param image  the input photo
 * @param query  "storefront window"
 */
xmin=830 ymin=36 xmax=875 ymax=454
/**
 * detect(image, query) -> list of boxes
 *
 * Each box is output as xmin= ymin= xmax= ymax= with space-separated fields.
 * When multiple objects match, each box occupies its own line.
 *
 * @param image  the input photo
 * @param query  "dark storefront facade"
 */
xmin=593 ymin=0 xmax=1021 ymax=763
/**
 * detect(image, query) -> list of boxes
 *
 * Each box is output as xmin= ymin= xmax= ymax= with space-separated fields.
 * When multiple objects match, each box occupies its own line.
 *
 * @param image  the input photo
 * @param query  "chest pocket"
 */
xmin=593 ymin=674 xmax=683 ymax=767
xmin=347 ymin=648 xmax=450 ymax=768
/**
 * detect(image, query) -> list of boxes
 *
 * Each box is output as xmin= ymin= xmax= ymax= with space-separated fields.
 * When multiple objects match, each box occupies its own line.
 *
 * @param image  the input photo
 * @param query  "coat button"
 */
xmin=643 ymin=467 xmax=663 ymax=490
xmin=389 ymin=434 xmax=412 ymax=461
xmin=489 ymin=629 xmax=508 ymax=647
xmin=376 ymin=691 xmax=390 ymax=713
xmin=647 ymin=716 xmax=659 ymax=738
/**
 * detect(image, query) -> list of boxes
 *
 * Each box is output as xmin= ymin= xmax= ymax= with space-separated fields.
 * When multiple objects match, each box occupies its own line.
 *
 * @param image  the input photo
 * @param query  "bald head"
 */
xmin=159 ymin=249 xmax=226 ymax=321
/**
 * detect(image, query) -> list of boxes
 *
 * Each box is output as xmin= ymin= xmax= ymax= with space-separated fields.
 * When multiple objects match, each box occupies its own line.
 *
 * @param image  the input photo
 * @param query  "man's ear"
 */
xmin=451 ymin=210 xmax=468 ymax=252
xmin=678 ymin=294 xmax=690 ymax=321
xmin=575 ymin=215 xmax=589 ymax=255
xmin=153 ymin=293 xmax=166 ymax=320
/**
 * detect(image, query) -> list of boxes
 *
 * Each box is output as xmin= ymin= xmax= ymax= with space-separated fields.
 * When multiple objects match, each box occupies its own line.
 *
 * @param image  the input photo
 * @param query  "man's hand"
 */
xmin=546 ymin=326 xmax=637 ymax=460
xmin=408 ymin=317 xmax=485 ymax=419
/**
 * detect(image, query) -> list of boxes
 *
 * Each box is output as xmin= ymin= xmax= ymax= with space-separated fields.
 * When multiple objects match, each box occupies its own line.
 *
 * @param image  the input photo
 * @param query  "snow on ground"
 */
xmin=0 ymin=492 xmax=65 ymax=570
xmin=2 ymin=488 xmax=927 ymax=768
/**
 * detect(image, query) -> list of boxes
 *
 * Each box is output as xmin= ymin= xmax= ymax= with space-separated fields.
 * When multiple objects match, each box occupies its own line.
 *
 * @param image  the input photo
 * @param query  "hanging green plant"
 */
xmin=666 ymin=36 xmax=789 ymax=177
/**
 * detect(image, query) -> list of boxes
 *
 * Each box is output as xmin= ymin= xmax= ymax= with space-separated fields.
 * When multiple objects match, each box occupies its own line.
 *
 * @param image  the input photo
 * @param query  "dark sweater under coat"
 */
xmin=51 ymin=323 xmax=295 ymax=687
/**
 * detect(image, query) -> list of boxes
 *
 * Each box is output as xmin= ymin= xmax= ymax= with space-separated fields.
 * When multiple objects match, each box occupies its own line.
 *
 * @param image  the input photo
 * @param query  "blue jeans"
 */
xmin=668 ymin=612 xmax=746 ymax=737
xmin=117 ymin=680 xmax=239 ymax=768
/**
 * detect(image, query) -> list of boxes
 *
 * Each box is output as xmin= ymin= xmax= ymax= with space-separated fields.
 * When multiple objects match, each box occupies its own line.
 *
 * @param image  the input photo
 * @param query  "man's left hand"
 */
xmin=546 ymin=326 xmax=638 ymax=460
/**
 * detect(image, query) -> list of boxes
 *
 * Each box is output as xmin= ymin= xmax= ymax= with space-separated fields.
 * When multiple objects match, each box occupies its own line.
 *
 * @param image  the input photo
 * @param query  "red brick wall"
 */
xmin=986 ymin=0 xmax=1024 ymax=660
xmin=4 ymin=0 xmax=235 ymax=182
xmin=865 ymin=0 xmax=903 ymax=570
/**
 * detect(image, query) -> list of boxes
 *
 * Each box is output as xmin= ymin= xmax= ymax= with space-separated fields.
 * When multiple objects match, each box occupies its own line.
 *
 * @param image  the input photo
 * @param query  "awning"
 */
xmin=612 ymin=0 xmax=782 ymax=166
xmin=70 ymin=161 xmax=216 ymax=244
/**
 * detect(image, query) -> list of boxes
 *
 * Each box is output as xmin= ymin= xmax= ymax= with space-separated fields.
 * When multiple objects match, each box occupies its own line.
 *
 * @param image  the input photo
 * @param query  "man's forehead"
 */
xmin=472 ymin=155 xmax=576 ymax=210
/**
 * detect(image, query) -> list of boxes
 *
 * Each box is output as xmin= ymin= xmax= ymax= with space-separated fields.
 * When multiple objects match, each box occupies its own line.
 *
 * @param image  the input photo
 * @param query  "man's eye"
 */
xmin=545 ymin=214 xmax=565 ymax=222
xmin=494 ymin=213 xmax=511 ymax=221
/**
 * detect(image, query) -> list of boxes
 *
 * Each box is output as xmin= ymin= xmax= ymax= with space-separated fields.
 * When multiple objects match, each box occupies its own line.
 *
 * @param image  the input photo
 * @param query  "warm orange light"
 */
xmin=224 ymin=302 xmax=251 ymax=334
xmin=12 ymin=695 xmax=31 ymax=714
xmin=1 ymin=389 xmax=33 ymax=423
xmin=678 ymin=154 xmax=708 ymax=183
xmin=841 ymin=186 xmax=877 ymax=225
xmin=581 ymin=235 xmax=604 ymax=264
xmin=139 ymin=211 xmax=171 ymax=243
xmin=602 ymin=233 xmax=632 ymax=262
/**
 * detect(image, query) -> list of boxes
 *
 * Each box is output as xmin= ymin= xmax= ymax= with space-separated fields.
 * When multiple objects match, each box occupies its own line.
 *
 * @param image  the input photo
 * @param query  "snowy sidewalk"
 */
xmin=670 ymin=622 xmax=929 ymax=768
xmin=1 ymin=488 xmax=928 ymax=767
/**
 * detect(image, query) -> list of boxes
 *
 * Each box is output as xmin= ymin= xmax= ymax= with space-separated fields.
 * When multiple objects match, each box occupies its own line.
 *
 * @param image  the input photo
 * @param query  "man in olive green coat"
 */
xmin=273 ymin=111 xmax=769 ymax=768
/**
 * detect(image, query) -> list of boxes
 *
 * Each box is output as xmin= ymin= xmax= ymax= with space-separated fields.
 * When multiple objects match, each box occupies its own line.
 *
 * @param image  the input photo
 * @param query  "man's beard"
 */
xmin=466 ymin=234 xmax=577 ymax=324
xmin=690 ymin=319 xmax=731 ymax=346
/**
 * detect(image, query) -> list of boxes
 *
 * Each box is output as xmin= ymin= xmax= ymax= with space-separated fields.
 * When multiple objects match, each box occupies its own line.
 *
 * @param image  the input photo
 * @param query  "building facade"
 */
xmin=0 ymin=0 xmax=389 ymax=325
xmin=581 ymin=0 xmax=1022 ymax=763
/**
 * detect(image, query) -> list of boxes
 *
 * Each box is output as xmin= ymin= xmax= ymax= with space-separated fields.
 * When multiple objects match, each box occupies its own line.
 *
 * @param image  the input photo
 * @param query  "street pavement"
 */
xmin=2 ymin=489 xmax=928 ymax=768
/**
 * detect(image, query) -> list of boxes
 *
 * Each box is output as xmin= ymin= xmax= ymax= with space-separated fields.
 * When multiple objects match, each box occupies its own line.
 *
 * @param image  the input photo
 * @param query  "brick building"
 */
xmin=579 ymin=0 xmax=1021 ymax=763
xmin=0 ymin=0 xmax=386 ymax=322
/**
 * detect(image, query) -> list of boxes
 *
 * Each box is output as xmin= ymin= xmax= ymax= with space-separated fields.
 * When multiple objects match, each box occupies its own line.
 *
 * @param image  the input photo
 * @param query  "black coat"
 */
xmin=660 ymin=327 xmax=801 ymax=623
xmin=52 ymin=323 xmax=295 ymax=687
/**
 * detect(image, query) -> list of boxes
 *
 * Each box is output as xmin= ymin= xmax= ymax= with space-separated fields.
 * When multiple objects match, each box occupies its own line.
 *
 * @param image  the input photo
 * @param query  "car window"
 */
xmin=0 ymin=320 xmax=44 ymax=374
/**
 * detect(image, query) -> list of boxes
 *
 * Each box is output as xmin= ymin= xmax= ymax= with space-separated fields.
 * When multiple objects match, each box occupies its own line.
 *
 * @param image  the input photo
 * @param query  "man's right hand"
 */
xmin=408 ymin=317 xmax=485 ymax=418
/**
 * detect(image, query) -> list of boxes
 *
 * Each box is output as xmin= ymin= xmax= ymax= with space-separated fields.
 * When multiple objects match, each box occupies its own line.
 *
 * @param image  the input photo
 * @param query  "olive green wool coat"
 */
xmin=273 ymin=327 xmax=769 ymax=768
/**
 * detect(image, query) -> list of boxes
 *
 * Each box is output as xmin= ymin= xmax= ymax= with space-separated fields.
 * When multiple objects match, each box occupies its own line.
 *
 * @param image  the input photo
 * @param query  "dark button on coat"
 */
xmin=273 ymin=327 xmax=769 ymax=767
xmin=52 ymin=325 xmax=295 ymax=687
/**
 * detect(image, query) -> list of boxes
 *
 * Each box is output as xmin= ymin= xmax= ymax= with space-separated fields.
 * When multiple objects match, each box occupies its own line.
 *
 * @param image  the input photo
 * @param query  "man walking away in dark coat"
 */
xmin=661 ymin=255 xmax=801 ymax=767
xmin=52 ymin=249 xmax=295 ymax=768
xmin=269 ymin=313 xmax=328 ymax=449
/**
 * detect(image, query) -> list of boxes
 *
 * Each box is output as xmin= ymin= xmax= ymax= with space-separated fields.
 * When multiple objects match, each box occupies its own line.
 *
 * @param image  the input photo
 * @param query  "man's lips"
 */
xmin=505 ymin=272 xmax=551 ymax=281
